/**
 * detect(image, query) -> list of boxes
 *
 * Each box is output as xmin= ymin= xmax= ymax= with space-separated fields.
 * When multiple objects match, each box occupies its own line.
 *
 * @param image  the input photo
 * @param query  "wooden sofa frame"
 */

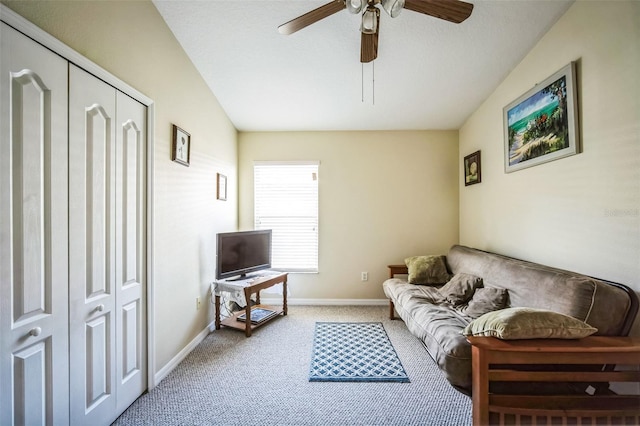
xmin=468 ymin=336 xmax=640 ymax=425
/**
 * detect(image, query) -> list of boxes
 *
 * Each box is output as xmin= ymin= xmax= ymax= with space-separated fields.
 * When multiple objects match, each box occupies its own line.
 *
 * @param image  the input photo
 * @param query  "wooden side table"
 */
xmin=386 ymin=264 xmax=408 ymax=320
xmin=387 ymin=264 xmax=408 ymax=278
xmin=213 ymin=272 xmax=288 ymax=337
xmin=467 ymin=336 xmax=640 ymax=425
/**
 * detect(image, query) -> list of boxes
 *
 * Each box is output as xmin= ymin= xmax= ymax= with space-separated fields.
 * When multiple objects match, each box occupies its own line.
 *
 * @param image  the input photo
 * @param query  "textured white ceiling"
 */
xmin=152 ymin=0 xmax=573 ymax=131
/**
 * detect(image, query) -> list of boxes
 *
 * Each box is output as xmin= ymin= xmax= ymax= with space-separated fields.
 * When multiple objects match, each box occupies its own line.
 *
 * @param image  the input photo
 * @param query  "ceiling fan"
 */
xmin=278 ymin=0 xmax=473 ymax=63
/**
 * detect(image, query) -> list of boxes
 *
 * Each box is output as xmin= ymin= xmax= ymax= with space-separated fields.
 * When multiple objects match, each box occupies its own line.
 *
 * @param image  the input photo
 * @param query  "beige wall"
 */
xmin=2 ymin=0 xmax=238 ymax=372
xmin=239 ymin=131 xmax=459 ymax=300
xmin=459 ymin=1 xmax=639 ymax=325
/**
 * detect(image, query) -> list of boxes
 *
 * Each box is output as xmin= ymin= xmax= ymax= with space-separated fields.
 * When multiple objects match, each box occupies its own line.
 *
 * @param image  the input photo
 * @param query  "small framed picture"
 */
xmin=464 ymin=150 xmax=481 ymax=186
xmin=172 ymin=125 xmax=191 ymax=166
xmin=217 ymin=173 xmax=227 ymax=201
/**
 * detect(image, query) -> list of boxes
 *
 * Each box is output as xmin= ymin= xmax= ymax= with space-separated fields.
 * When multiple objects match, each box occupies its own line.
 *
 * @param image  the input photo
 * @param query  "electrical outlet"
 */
xmin=196 ymin=297 xmax=201 ymax=310
xmin=361 ymin=272 xmax=368 ymax=281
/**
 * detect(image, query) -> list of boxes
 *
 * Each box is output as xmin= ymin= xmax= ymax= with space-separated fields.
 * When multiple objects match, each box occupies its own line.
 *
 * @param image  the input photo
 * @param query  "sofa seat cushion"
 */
xmin=408 ymin=302 xmax=472 ymax=359
xmin=384 ymin=278 xmax=474 ymax=389
xmin=383 ymin=278 xmax=444 ymax=304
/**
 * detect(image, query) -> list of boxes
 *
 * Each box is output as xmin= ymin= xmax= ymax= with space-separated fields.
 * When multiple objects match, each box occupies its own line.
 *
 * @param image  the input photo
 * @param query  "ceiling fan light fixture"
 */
xmin=346 ymin=0 xmax=364 ymax=14
xmin=360 ymin=7 xmax=379 ymax=34
xmin=380 ymin=0 xmax=405 ymax=18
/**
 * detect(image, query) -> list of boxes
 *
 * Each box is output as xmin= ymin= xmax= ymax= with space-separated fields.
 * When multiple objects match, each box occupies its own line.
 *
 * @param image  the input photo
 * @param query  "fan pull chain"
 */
xmin=361 ymin=62 xmax=375 ymax=105
xmin=372 ymin=60 xmax=375 ymax=105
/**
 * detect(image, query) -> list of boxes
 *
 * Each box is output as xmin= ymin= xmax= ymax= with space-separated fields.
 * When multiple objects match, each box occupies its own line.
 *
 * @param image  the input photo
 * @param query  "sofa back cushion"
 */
xmin=445 ymin=245 xmax=632 ymax=336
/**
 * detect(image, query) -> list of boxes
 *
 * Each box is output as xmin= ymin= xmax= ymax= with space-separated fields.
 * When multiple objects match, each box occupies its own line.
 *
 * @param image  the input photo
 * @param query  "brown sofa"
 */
xmin=383 ymin=245 xmax=638 ymax=393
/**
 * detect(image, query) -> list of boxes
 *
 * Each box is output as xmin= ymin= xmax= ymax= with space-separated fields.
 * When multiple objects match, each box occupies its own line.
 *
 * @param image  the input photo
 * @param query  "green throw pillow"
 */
xmin=461 ymin=307 xmax=598 ymax=340
xmin=404 ymin=255 xmax=451 ymax=285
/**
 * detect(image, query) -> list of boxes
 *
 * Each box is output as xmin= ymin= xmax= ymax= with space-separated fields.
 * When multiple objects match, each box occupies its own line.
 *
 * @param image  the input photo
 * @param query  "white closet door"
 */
xmin=0 ymin=22 xmax=70 ymax=425
xmin=114 ymin=91 xmax=147 ymax=415
xmin=69 ymin=65 xmax=147 ymax=424
xmin=68 ymin=64 xmax=118 ymax=424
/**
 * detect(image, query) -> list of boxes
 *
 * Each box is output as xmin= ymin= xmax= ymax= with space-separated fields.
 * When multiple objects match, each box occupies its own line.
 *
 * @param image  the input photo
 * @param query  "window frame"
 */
xmin=253 ymin=160 xmax=319 ymax=273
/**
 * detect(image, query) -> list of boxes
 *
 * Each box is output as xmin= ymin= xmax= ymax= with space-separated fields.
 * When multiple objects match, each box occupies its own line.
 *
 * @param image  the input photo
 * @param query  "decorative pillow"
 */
xmin=404 ymin=255 xmax=451 ymax=285
xmin=438 ymin=273 xmax=483 ymax=305
xmin=461 ymin=287 xmax=507 ymax=319
xmin=461 ymin=307 xmax=598 ymax=340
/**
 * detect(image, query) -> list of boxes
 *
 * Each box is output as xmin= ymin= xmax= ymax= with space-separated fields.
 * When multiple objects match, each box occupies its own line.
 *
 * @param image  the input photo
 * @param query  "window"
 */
xmin=254 ymin=161 xmax=319 ymax=272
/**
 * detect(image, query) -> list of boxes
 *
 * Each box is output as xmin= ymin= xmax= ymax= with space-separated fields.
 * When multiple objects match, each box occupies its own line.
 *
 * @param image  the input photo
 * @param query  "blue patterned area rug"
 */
xmin=309 ymin=322 xmax=410 ymax=383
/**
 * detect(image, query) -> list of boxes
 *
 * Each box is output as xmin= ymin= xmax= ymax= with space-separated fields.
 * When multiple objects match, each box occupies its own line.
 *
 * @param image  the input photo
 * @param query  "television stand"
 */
xmin=212 ymin=272 xmax=288 ymax=337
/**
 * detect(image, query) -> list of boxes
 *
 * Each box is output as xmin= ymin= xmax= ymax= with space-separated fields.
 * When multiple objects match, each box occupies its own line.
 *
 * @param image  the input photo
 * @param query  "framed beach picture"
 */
xmin=464 ymin=150 xmax=481 ymax=186
xmin=172 ymin=124 xmax=191 ymax=167
xmin=503 ymin=62 xmax=579 ymax=173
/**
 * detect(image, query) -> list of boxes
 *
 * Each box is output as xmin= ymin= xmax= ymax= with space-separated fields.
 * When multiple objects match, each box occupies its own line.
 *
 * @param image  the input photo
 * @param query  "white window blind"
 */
xmin=254 ymin=161 xmax=319 ymax=272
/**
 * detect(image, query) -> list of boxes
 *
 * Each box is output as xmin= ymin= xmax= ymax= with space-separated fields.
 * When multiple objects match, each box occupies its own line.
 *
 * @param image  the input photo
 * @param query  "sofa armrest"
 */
xmin=387 ymin=264 xmax=408 ymax=278
xmin=467 ymin=336 xmax=640 ymax=425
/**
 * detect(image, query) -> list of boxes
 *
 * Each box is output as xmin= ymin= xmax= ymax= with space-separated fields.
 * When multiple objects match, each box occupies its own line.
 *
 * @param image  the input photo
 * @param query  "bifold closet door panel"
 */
xmin=68 ymin=63 xmax=118 ymax=425
xmin=69 ymin=65 xmax=148 ymax=425
xmin=114 ymin=90 xmax=147 ymax=415
xmin=0 ymin=22 xmax=70 ymax=425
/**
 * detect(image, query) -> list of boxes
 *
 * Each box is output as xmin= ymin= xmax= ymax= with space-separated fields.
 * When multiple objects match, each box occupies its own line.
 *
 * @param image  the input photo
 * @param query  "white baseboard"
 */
xmin=261 ymin=298 xmax=388 ymax=306
xmin=154 ymin=320 xmax=215 ymax=386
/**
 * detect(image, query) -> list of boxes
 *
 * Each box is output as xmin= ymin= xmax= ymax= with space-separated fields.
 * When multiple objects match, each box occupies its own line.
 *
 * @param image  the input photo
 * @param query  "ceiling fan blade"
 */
xmin=404 ymin=0 xmax=473 ymax=24
xmin=360 ymin=15 xmax=380 ymax=63
xmin=278 ymin=0 xmax=346 ymax=35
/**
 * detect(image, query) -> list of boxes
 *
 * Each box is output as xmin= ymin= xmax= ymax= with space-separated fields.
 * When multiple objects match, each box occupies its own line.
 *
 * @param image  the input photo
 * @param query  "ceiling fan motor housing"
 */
xmin=347 ymin=0 xmax=405 ymax=18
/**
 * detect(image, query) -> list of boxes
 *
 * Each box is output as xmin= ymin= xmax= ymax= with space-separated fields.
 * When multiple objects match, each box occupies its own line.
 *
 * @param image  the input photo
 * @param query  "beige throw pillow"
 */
xmin=438 ymin=273 xmax=483 ymax=305
xmin=461 ymin=307 xmax=598 ymax=340
xmin=404 ymin=255 xmax=451 ymax=285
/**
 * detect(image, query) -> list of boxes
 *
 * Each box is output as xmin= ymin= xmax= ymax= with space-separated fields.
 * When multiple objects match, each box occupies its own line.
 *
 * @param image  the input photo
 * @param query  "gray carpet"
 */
xmin=113 ymin=305 xmax=472 ymax=425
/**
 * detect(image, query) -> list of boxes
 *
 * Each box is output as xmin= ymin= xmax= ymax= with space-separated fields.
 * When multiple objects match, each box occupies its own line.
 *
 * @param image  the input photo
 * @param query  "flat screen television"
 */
xmin=216 ymin=229 xmax=272 ymax=280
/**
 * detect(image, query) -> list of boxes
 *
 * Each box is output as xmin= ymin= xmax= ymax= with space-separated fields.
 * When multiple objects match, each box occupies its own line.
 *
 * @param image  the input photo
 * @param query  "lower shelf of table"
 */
xmin=219 ymin=304 xmax=285 ymax=332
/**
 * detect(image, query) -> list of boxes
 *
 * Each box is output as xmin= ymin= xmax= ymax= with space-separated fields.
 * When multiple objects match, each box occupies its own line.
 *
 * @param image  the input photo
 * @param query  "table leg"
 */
xmin=214 ymin=294 xmax=221 ymax=330
xmin=283 ymin=276 xmax=288 ymax=316
xmin=244 ymin=287 xmax=252 ymax=337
